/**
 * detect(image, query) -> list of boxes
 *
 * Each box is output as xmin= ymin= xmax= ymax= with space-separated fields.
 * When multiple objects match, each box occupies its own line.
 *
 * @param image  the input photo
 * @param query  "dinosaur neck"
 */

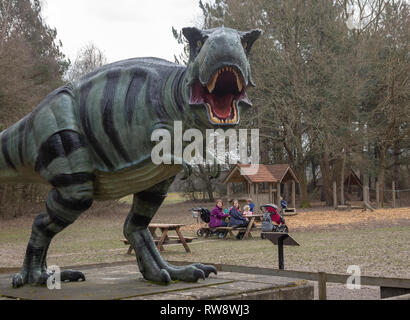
xmin=163 ymin=63 xmax=210 ymax=133
xmin=167 ymin=66 xmax=198 ymax=130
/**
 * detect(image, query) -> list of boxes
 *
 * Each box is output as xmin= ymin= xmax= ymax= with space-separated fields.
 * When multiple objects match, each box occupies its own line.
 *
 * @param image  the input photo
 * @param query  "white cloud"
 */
xmin=41 ymin=0 xmax=203 ymax=63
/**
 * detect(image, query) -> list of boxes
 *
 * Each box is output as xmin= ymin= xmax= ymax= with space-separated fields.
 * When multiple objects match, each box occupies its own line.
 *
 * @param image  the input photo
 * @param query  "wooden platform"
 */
xmin=283 ymin=208 xmax=297 ymax=216
xmin=0 ymin=262 xmax=313 ymax=300
xmin=336 ymin=204 xmax=365 ymax=211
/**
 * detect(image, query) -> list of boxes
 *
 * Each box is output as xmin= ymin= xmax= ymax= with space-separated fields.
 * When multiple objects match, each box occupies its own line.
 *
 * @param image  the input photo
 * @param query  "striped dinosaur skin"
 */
xmin=1 ymin=27 xmax=261 ymax=287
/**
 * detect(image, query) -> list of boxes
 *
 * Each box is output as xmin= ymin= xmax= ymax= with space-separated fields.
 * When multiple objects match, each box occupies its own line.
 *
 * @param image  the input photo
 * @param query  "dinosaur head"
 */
xmin=182 ymin=26 xmax=261 ymax=127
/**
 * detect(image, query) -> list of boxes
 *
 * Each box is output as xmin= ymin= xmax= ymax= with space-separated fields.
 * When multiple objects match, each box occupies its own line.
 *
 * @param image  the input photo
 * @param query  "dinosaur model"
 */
xmin=0 ymin=26 xmax=261 ymax=287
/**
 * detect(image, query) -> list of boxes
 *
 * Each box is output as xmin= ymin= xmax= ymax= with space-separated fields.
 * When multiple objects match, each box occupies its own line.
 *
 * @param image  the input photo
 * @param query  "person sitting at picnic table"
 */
xmin=247 ymin=198 xmax=255 ymax=213
xmin=229 ymin=199 xmax=249 ymax=240
xmin=243 ymin=205 xmax=253 ymax=217
xmin=209 ymin=199 xmax=229 ymax=238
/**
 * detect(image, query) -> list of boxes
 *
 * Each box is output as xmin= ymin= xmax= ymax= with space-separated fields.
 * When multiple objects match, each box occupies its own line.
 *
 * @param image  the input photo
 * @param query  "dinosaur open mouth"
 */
xmin=190 ymin=66 xmax=251 ymax=125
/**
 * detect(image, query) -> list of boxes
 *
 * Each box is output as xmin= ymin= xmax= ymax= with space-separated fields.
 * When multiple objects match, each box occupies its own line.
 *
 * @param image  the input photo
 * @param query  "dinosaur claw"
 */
xmin=160 ymin=269 xmax=172 ymax=285
xmin=194 ymin=263 xmax=218 ymax=277
xmin=12 ymin=274 xmax=25 ymax=288
xmin=194 ymin=269 xmax=206 ymax=281
xmin=180 ymin=161 xmax=192 ymax=180
xmin=209 ymin=163 xmax=221 ymax=180
xmin=61 ymin=270 xmax=86 ymax=282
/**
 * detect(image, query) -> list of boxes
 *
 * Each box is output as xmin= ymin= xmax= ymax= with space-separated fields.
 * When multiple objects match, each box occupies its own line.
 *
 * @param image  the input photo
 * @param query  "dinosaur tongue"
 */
xmin=205 ymin=71 xmax=238 ymax=118
xmin=206 ymin=94 xmax=233 ymax=118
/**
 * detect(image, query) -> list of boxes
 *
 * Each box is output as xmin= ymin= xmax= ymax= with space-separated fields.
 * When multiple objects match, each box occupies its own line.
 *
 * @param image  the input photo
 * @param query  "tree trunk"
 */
xmin=377 ymin=146 xmax=387 ymax=207
xmin=340 ymin=150 xmax=346 ymax=206
xmin=295 ymin=165 xmax=310 ymax=208
xmin=319 ymin=147 xmax=333 ymax=206
xmin=205 ymin=180 xmax=215 ymax=202
xmin=393 ymin=139 xmax=400 ymax=200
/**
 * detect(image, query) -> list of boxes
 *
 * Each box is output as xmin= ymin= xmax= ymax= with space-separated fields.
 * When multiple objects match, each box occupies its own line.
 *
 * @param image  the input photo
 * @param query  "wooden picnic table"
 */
xmin=241 ymin=213 xmax=264 ymax=239
xmin=148 ymin=223 xmax=192 ymax=253
xmin=123 ymin=223 xmax=194 ymax=254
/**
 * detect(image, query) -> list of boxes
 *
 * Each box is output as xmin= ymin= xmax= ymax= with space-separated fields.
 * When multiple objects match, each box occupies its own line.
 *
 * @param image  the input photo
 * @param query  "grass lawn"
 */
xmin=120 ymin=192 xmax=189 ymax=205
xmin=1 ymin=202 xmax=409 ymax=280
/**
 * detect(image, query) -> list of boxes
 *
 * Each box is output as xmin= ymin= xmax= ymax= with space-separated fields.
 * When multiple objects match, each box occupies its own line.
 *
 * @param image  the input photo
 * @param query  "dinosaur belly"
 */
xmin=93 ymin=163 xmax=182 ymax=200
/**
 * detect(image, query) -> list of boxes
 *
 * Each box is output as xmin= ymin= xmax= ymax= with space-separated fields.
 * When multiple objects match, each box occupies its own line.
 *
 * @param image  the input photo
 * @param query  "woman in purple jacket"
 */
xmin=209 ymin=199 xmax=229 ymax=238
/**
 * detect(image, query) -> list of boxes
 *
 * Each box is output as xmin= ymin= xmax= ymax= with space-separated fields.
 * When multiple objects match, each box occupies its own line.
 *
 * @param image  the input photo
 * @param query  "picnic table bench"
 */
xmin=200 ymin=214 xmax=264 ymax=239
xmin=122 ymin=223 xmax=195 ymax=254
xmin=200 ymin=226 xmax=251 ymax=238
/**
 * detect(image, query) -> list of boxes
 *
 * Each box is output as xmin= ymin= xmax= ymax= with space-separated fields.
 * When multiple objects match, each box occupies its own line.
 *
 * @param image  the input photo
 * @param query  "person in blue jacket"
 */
xmin=229 ymin=199 xmax=249 ymax=239
xmin=247 ymin=198 xmax=255 ymax=213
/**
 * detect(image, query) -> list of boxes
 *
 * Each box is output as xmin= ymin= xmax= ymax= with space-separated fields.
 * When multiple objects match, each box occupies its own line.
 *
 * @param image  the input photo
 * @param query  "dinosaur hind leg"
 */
xmin=12 ymin=130 xmax=95 ymax=288
xmin=12 ymin=183 xmax=93 ymax=288
xmin=123 ymin=176 xmax=217 ymax=284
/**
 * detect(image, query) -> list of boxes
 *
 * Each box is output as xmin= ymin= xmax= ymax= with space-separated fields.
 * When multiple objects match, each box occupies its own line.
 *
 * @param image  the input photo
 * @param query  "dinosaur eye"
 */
xmin=197 ymin=40 xmax=203 ymax=49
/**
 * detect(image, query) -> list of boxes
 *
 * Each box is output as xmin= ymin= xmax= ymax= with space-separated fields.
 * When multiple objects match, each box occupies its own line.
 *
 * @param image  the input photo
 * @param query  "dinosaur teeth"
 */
xmin=234 ymin=70 xmax=243 ymax=92
xmin=207 ymin=67 xmax=244 ymax=93
xmin=207 ymin=72 xmax=219 ymax=93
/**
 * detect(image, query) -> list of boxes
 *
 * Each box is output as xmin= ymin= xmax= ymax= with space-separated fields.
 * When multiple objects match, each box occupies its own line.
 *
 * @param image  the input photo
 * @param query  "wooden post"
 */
xmin=269 ymin=183 xmax=273 ymax=203
xmin=285 ymin=182 xmax=290 ymax=203
xmin=340 ymin=180 xmax=345 ymax=206
xmin=255 ymin=183 xmax=259 ymax=211
xmin=278 ymin=236 xmax=285 ymax=270
xmin=392 ymin=181 xmax=396 ymax=208
xmin=292 ymin=180 xmax=296 ymax=209
xmin=277 ymin=182 xmax=281 ymax=208
xmin=318 ymin=272 xmax=327 ymax=300
xmin=376 ymin=181 xmax=380 ymax=208
xmin=227 ymin=183 xmax=231 ymax=203
xmin=363 ymin=174 xmax=369 ymax=204
xmin=333 ymin=181 xmax=337 ymax=209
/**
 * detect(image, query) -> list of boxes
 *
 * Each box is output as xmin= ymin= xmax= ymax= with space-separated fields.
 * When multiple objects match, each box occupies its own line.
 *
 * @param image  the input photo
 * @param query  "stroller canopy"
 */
xmin=260 ymin=204 xmax=279 ymax=212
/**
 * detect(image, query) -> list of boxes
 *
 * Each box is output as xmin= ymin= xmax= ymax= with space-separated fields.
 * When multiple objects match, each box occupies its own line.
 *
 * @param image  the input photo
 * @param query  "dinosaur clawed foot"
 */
xmin=141 ymin=262 xmax=216 ymax=285
xmin=130 ymin=229 xmax=217 ymax=285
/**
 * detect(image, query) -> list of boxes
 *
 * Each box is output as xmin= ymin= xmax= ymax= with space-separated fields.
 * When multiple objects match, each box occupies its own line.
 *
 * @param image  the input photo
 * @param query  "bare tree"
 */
xmin=196 ymin=0 xmax=410 ymax=207
xmin=66 ymin=42 xmax=107 ymax=81
xmin=0 ymin=0 xmax=68 ymax=218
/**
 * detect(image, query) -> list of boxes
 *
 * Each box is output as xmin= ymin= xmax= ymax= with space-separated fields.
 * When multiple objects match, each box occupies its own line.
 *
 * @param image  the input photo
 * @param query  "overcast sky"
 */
xmin=41 ymin=0 xmax=203 ymax=64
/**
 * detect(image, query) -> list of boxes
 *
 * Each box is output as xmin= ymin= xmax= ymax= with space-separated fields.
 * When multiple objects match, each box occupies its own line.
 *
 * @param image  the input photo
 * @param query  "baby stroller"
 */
xmin=260 ymin=204 xmax=289 ymax=238
xmin=190 ymin=207 xmax=215 ymax=237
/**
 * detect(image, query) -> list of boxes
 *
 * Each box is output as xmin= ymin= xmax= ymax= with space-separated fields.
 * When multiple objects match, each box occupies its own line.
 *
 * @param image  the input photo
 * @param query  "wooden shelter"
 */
xmin=222 ymin=164 xmax=299 ymax=213
xmin=317 ymin=169 xmax=364 ymax=205
xmin=331 ymin=169 xmax=366 ymax=210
